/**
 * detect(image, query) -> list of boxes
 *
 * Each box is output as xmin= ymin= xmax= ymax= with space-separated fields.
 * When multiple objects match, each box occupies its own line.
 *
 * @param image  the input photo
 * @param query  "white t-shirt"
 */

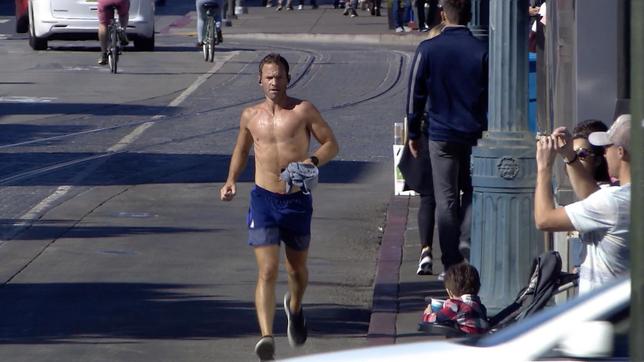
xmin=564 ymin=183 xmax=630 ymax=294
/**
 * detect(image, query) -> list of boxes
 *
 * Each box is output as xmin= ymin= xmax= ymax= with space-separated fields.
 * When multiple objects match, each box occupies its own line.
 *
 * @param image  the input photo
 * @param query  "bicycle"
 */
xmin=201 ymin=2 xmax=223 ymax=62
xmin=107 ymin=9 xmax=126 ymax=74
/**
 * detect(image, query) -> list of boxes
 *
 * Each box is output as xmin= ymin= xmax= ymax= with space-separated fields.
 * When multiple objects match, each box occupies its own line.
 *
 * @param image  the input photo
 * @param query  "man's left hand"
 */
xmin=536 ymin=135 xmax=557 ymax=171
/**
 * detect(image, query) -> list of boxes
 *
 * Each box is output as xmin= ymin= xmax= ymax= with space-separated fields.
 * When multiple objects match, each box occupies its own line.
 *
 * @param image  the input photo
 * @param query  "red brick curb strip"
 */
xmin=367 ymin=195 xmax=409 ymax=346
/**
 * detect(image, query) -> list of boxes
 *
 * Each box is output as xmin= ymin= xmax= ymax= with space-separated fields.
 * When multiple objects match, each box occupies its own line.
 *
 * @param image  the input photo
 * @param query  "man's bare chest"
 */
xmin=249 ymin=115 xmax=307 ymax=143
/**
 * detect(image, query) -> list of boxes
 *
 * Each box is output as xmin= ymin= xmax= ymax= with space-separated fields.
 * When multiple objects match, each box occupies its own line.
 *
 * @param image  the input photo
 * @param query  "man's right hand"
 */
xmin=408 ymin=139 xmax=420 ymax=158
xmin=220 ymin=182 xmax=236 ymax=201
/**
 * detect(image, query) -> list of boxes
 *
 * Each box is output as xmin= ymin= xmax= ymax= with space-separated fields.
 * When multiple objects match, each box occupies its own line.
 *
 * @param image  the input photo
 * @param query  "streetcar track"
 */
xmin=1 ymin=45 xmax=408 ymax=190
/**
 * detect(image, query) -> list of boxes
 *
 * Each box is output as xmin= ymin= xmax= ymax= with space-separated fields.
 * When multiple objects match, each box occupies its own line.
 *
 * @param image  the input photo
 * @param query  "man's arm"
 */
xmin=552 ymin=127 xmax=600 ymax=199
xmin=220 ymin=108 xmax=254 ymax=201
xmin=305 ymin=102 xmax=339 ymax=167
xmin=406 ymin=45 xmax=429 ymax=157
xmin=534 ymin=136 xmax=576 ymax=232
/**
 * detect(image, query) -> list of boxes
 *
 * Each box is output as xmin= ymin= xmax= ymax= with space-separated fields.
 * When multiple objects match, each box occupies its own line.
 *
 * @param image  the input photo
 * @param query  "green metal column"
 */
xmin=470 ymin=0 xmax=544 ymax=312
xmin=630 ymin=1 xmax=643 ymax=360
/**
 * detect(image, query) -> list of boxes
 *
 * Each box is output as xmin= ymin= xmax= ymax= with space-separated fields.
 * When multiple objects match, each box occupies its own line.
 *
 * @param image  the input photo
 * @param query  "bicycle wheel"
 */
xmin=108 ymin=25 xmax=119 ymax=73
xmin=201 ymin=25 xmax=209 ymax=62
xmin=207 ymin=21 xmax=216 ymax=62
xmin=202 ymin=18 xmax=213 ymax=62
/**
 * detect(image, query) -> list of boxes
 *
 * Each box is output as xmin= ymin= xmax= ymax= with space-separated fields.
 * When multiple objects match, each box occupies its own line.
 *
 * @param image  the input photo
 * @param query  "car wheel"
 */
xmin=134 ymin=32 xmax=155 ymax=51
xmin=28 ymin=3 xmax=47 ymax=50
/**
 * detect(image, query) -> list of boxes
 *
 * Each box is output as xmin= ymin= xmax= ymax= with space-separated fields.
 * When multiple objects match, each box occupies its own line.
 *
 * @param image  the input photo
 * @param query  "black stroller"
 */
xmin=418 ymin=251 xmax=579 ymax=337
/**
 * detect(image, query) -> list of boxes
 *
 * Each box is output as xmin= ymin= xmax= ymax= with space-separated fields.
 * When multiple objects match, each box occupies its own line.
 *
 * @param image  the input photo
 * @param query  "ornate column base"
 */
xmin=470 ymin=135 xmax=544 ymax=312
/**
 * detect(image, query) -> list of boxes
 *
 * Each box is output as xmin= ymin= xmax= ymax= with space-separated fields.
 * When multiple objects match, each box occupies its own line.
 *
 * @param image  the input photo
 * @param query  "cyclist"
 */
xmin=97 ymin=0 xmax=130 ymax=65
xmin=196 ymin=0 xmax=224 ymax=48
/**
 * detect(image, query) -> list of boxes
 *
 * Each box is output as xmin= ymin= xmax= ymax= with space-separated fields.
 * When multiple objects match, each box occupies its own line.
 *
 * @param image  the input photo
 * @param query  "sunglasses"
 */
xmin=574 ymin=147 xmax=594 ymax=160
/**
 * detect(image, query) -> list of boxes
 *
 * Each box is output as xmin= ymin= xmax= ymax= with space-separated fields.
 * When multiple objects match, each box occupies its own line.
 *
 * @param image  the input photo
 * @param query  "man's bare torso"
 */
xmin=246 ymin=97 xmax=312 ymax=194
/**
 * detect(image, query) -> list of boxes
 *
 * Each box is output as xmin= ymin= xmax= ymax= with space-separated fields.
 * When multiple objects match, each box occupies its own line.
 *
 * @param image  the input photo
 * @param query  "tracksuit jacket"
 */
xmin=406 ymin=26 xmax=488 ymax=145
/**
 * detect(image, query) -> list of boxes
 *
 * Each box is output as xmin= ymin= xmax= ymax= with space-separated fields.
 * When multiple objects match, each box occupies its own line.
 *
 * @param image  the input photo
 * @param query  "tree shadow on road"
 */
xmin=0 ymin=282 xmax=369 ymax=343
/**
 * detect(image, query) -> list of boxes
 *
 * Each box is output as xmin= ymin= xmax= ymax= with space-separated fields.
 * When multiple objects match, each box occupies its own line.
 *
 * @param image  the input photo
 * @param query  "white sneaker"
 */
xmin=417 ymin=248 xmax=433 ymax=275
xmin=395 ymin=27 xmax=404 ymax=33
xmin=297 ymin=4 xmax=303 ymax=9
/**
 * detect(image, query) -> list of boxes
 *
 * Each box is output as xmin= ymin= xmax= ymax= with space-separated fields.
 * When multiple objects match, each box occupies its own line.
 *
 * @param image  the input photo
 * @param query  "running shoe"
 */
xmin=437 ymin=271 xmax=446 ymax=281
xmin=97 ymin=52 xmax=108 ymax=65
xmin=395 ymin=26 xmax=405 ymax=33
xmin=284 ymin=292 xmax=307 ymax=347
xmin=216 ymin=28 xmax=223 ymax=43
xmin=343 ymin=7 xmax=350 ymax=15
xmin=254 ymin=336 xmax=275 ymax=361
xmin=350 ymin=9 xmax=358 ymax=17
xmin=276 ymin=5 xmax=283 ymax=10
xmin=417 ymin=249 xmax=433 ymax=275
xmin=297 ymin=4 xmax=303 ymax=9
xmin=286 ymin=4 xmax=294 ymax=10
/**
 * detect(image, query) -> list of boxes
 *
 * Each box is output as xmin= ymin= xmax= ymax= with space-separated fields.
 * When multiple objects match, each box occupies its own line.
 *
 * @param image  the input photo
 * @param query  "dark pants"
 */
xmin=418 ymin=193 xmax=436 ymax=250
xmin=427 ymin=140 xmax=472 ymax=269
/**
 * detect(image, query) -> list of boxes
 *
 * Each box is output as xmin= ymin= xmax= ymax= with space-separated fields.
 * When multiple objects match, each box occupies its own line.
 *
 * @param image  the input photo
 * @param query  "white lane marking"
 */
xmin=0 ymin=96 xmax=56 ymax=103
xmin=169 ymin=53 xmax=234 ymax=107
xmin=7 ymin=52 xmax=238 ymax=241
xmin=107 ymin=121 xmax=155 ymax=152
xmin=17 ymin=186 xmax=73 ymax=224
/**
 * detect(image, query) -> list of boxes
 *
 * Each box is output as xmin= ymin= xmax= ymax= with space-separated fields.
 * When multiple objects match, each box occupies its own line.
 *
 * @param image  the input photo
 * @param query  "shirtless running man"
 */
xmin=220 ymin=53 xmax=339 ymax=361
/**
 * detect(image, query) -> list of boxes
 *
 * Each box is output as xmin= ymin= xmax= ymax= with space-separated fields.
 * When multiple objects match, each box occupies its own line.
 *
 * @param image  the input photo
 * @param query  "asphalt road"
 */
xmin=0 ymin=4 xmax=416 ymax=361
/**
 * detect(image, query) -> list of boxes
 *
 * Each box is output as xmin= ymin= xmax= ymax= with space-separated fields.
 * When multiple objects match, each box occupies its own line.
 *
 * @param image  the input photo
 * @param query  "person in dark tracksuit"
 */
xmin=406 ymin=0 xmax=488 ymax=279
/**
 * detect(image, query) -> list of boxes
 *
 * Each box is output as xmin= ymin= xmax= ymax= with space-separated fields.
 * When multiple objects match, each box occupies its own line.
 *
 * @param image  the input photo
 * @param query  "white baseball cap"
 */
xmin=588 ymin=114 xmax=631 ymax=153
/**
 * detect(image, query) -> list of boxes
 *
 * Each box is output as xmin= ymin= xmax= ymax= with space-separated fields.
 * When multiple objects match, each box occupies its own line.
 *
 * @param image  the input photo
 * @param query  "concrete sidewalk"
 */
xmin=160 ymin=1 xmax=429 ymax=46
xmin=368 ymin=195 xmax=450 ymax=346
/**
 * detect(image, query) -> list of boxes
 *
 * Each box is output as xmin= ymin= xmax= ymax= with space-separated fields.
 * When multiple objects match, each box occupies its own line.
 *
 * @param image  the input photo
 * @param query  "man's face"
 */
xmin=604 ymin=144 xmax=620 ymax=179
xmin=259 ymin=63 xmax=289 ymax=100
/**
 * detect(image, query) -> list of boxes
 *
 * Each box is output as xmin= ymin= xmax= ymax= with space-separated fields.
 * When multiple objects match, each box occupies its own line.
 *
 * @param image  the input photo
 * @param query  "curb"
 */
xmin=367 ymin=195 xmax=408 ymax=346
xmin=223 ymin=33 xmax=426 ymax=46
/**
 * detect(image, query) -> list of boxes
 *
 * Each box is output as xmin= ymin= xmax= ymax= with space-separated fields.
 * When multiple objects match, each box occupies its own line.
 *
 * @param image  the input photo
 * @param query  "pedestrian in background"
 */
xmin=392 ymin=0 xmax=412 ymax=32
xmin=406 ymin=0 xmax=488 ymax=279
xmin=568 ymin=119 xmax=611 ymax=277
xmin=535 ymin=115 xmax=631 ymax=294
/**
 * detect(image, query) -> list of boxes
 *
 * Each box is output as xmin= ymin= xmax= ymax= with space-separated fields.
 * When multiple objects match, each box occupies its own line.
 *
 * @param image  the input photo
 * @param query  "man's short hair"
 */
xmin=258 ymin=53 xmax=290 ymax=78
xmin=588 ymin=114 xmax=631 ymax=154
xmin=444 ymin=262 xmax=481 ymax=297
xmin=439 ymin=0 xmax=471 ymax=25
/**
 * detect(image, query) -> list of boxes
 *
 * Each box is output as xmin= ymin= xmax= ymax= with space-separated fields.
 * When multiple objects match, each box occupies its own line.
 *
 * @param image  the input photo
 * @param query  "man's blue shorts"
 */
xmin=247 ymin=185 xmax=312 ymax=251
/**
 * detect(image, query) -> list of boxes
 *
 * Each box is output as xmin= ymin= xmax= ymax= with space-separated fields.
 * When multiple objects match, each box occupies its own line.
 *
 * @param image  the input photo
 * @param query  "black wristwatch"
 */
xmin=309 ymin=156 xmax=319 ymax=166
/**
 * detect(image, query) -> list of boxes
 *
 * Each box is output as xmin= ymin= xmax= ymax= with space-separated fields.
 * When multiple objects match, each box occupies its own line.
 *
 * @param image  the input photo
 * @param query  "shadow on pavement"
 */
xmin=0 ymin=103 xmax=169 ymax=117
xmin=397 ymin=280 xmax=447 ymax=314
xmin=2 ymin=152 xmax=380 ymax=186
xmin=0 ymin=219 xmax=218 ymax=241
xmin=0 ymin=282 xmax=369 ymax=343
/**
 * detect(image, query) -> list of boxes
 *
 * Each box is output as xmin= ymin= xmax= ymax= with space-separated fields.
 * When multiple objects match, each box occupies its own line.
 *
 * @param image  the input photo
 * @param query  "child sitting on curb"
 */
xmin=422 ymin=262 xmax=489 ymax=334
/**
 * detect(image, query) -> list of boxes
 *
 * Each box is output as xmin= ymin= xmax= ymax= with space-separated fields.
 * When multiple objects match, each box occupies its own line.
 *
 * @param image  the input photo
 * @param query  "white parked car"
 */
xmin=26 ymin=0 xmax=155 ymax=50
xmin=285 ymin=276 xmax=631 ymax=361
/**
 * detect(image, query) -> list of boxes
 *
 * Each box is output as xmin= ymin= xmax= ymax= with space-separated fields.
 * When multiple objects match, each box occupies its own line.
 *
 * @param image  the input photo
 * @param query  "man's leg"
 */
xmin=98 ymin=24 xmax=108 ymax=54
xmin=457 ymin=145 xmax=473 ymax=260
xmin=428 ymin=140 xmax=465 ymax=270
xmin=283 ymin=245 xmax=309 ymax=347
xmin=284 ymin=246 xmax=309 ymax=313
xmin=253 ymin=245 xmax=280 ymax=337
